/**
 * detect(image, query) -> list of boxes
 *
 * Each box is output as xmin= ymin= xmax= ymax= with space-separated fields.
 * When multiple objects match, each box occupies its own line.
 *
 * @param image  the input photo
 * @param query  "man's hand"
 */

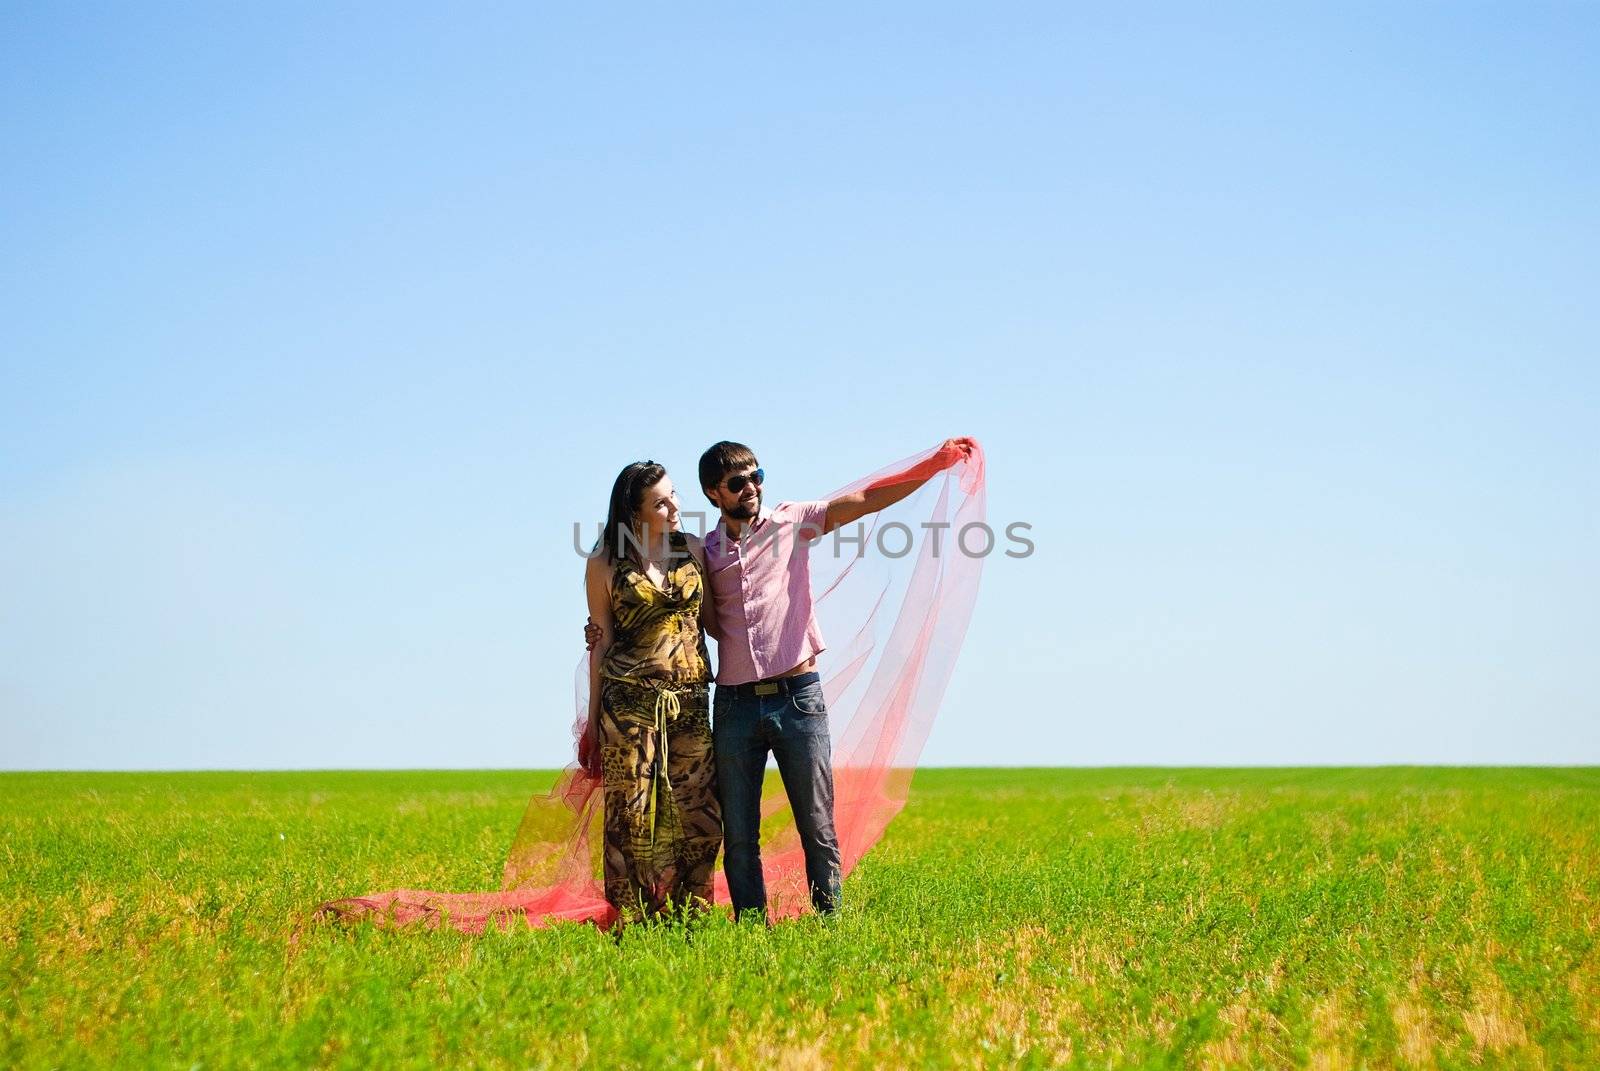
xmin=942 ymin=436 xmax=978 ymax=461
xmin=577 ymin=720 xmax=601 ymax=778
xmin=584 ymin=617 xmax=601 ymax=651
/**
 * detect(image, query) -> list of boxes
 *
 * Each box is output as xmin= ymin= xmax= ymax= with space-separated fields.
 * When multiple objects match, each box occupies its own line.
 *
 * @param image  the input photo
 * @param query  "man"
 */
xmin=589 ymin=437 xmax=976 ymax=920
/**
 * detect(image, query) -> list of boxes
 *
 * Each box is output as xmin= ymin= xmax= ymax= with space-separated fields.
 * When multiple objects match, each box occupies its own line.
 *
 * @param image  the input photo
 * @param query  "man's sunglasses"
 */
xmin=723 ymin=468 xmax=765 ymax=494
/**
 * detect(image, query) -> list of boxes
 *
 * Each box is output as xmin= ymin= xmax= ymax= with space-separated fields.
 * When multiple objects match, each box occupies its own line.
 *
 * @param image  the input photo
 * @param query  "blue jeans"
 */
xmin=713 ymin=671 xmax=842 ymax=917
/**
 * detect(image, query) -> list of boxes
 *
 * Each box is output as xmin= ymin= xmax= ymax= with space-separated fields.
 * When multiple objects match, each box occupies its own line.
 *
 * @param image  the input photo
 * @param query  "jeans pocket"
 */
xmin=791 ymin=683 xmax=827 ymax=718
xmin=712 ymin=689 xmax=737 ymax=741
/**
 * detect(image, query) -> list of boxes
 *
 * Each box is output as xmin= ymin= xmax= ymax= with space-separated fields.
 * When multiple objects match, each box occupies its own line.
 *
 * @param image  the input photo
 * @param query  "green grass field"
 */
xmin=4 ymin=768 xmax=1597 ymax=1069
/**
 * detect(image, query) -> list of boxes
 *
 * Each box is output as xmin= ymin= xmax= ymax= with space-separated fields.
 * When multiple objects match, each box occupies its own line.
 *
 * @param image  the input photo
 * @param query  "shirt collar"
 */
xmin=711 ymin=503 xmax=776 ymax=551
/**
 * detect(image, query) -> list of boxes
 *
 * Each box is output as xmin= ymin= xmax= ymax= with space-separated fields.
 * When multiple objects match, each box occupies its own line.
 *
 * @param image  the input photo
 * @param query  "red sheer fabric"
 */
xmin=311 ymin=438 xmax=986 ymax=933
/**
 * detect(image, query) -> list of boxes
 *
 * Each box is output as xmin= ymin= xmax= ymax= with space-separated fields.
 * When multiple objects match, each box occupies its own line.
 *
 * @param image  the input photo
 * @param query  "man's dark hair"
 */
xmin=698 ymin=441 xmax=758 ymax=499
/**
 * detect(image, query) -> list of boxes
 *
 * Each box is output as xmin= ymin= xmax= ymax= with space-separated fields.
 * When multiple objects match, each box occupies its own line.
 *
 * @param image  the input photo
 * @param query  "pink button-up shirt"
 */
xmin=703 ymin=499 xmax=830 ymax=686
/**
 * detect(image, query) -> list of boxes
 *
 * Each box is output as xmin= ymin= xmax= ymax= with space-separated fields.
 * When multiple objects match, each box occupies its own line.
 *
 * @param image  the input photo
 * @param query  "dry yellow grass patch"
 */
xmin=1307 ymin=1048 xmax=1352 ymax=1071
xmin=1460 ymin=973 xmax=1530 ymax=1058
xmin=1196 ymin=989 xmax=1303 ymax=1071
xmin=1197 ymin=999 xmax=1251 ymax=1068
xmin=757 ymin=1030 xmax=828 ymax=1071
xmin=1127 ymin=787 xmax=1263 ymax=837
xmin=705 ymin=1011 xmax=833 ymax=1071
xmin=1306 ymin=991 xmax=1355 ymax=1071
xmin=1390 ymin=987 xmax=1437 ymax=1069
xmin=1567 ymin=963 xmax=1600 ymax=1036
xmin=939 ymin=924 xmax=1080 ymax=1066
xmin=1304 ymin=809 xmax=1353 ymax=847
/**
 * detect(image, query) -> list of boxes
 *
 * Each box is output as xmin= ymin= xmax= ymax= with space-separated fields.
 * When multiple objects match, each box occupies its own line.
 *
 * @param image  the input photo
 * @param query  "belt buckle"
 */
xmin=753 ymin=682 xmax=780 ymax=696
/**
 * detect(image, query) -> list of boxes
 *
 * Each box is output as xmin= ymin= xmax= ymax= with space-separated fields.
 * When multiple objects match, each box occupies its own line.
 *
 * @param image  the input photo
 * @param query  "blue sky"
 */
xmin=2 ymin=4 xmax=1595 ymax=769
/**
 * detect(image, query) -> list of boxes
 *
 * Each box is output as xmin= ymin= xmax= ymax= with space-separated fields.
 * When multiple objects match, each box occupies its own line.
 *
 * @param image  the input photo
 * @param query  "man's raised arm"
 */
xmin=822 ymin=436 xmax=977 ymax=534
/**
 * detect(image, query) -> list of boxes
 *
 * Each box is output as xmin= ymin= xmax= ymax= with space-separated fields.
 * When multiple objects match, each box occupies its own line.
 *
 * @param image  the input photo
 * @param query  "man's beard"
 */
xmin=727 ymin=492 xmax=761 ymax=521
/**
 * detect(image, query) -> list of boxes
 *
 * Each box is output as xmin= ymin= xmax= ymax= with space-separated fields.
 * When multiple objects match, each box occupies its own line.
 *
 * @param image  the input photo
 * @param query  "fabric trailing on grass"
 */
xmin=311 ymin=438 xmax=987 ymax=933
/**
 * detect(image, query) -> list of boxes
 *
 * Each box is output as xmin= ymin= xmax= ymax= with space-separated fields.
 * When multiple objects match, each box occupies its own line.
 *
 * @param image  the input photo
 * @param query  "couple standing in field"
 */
xmin=583 ymin=437 xmax=977 ymax=926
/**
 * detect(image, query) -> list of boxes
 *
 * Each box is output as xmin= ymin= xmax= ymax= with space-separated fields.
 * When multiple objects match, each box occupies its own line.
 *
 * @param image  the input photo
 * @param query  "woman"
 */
xmin=582 ymin=460 xmax=721 ymax=924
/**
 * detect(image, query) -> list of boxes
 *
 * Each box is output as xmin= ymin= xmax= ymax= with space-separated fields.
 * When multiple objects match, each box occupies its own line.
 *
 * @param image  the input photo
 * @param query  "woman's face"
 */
xmin=636 ymin=475 xmax=680 ymax=540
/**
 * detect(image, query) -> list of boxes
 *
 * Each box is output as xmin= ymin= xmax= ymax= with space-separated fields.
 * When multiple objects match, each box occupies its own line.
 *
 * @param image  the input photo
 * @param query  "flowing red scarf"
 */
xmin=312 ymin=437 xmax=987 ymax=932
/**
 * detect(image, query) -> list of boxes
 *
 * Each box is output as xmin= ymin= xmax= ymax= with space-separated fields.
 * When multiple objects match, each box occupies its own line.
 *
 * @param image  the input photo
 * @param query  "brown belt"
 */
xmin=723 ymin=670 xmax=821 ymax=699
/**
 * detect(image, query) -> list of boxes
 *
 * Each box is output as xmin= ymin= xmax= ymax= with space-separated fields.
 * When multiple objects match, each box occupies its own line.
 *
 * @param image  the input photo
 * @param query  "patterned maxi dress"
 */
xmin=597 ymin=530 xmax=721 ymax=921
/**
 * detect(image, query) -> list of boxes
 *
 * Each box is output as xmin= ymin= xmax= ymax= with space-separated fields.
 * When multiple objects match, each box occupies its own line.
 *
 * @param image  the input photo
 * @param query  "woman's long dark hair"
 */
xmin=595 ymin=460 xmax=667 ymax=567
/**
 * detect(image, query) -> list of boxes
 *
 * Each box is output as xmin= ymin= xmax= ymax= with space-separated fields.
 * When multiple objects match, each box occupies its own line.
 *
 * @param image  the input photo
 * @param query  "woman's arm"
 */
xmin=582 ymin=555 xmax=615 ymax=768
